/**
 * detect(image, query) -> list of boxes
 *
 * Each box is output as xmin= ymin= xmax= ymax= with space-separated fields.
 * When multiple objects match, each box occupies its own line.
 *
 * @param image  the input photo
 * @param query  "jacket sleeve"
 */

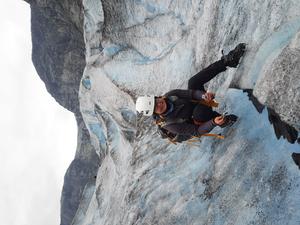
xmin=163 ymin=120 xmax=217 ymax=136
xmin=164 ymin=89 xmax=206 ymax=100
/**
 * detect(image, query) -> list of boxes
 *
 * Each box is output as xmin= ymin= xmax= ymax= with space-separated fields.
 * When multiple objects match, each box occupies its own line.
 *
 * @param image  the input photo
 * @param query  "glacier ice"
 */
xmin=76 ymin=0 xmax=300 ymax=224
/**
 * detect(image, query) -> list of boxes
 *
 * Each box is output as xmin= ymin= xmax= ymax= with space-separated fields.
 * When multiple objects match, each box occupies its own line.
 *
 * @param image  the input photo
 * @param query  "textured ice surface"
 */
xmin=75 ymin=0 xmax=300 ymax=225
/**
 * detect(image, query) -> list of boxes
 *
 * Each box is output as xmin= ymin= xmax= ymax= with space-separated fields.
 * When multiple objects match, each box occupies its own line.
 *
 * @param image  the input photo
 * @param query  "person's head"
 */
xmin=154 ymin=97 xmax=167 ymax=115
xmin=136 ymin=95 xmax=167 ymax=116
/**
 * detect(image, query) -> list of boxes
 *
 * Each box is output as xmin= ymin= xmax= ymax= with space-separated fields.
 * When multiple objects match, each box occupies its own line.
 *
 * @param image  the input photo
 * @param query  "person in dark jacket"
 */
xmin=136 ymin=43 xmax=246 ymax=138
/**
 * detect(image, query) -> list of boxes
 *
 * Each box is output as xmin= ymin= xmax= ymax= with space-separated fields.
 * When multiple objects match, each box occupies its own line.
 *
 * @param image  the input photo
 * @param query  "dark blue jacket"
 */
xmin=159 ymin=89 xmax=217 ymax=136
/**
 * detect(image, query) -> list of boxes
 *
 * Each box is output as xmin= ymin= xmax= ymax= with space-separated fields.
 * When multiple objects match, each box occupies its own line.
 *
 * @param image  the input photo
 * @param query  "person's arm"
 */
xmin=163 ymin=120 xmax=217 ymax=136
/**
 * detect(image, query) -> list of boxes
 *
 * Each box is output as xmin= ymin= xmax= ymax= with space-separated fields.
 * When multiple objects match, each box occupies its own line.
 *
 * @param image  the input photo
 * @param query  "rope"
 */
xmin=191 ymin=99 xmax=219 ymax=108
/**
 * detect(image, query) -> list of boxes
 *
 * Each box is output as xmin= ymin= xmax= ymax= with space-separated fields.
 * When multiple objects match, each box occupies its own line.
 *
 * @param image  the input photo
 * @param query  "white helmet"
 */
xmin=136 ymin=95 xmax=155 ymax=116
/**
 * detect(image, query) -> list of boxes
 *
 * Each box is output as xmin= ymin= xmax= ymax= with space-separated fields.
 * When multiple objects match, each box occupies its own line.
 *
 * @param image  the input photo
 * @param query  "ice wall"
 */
xmin=73 ymin=0 xmax=300 ymax=225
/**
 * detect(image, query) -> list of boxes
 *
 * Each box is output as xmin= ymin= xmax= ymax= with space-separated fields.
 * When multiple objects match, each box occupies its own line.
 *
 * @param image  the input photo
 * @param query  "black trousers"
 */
xmin=188 ymin=60 xmax=227 ymax=121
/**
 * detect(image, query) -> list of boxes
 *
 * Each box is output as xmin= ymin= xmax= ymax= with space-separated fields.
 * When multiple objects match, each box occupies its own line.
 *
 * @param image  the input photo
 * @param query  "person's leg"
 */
xmin=192 ymin=104 xmax=221 ymax=122
xmin=188 ymin=59 xmax=227 ymax=90
xmin=188 ymin=43 xmax=246 ymax=90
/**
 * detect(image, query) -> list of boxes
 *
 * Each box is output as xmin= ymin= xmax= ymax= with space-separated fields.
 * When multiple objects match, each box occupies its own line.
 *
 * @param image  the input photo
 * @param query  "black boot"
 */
xmin=291 ymin=153 xmax=300 ymax=170
xmin=222 ymin=43 xmax=246 ymax=68
xmin=219 ymin=114 xmax=238 ymax=128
